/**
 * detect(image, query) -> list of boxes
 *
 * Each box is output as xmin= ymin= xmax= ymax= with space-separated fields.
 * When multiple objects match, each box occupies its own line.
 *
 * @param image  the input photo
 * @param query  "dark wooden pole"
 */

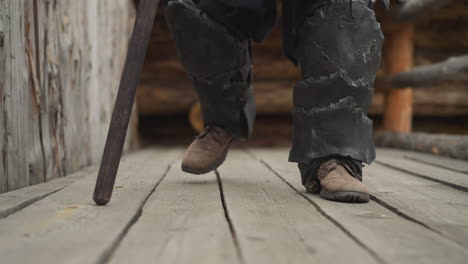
xmin=93 ymin=0 xmax=160 ymax=206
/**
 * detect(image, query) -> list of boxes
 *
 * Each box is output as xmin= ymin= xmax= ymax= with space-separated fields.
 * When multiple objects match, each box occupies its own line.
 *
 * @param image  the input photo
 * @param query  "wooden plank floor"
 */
xmin=1 ymin=147 xmax=468 ymax=264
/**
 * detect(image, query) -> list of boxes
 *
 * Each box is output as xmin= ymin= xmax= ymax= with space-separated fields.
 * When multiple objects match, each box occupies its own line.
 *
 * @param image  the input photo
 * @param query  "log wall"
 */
xmin=137 ymin=2 xmax=468 ymax=118
xmin=0 ymin=0 xmax=136 ymax=194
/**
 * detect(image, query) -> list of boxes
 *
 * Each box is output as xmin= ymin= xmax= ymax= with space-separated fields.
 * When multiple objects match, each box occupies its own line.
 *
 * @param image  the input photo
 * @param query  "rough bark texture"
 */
xmin=393 ymin=0 xmax=455 ymax=22
xmin=0 ymin=0 xmax=136 ymax=194
xmin=138 ymin=78 xmax=468 ymax=117
xmin=377 ymin=55 xmax=468 ymax=90
xmin=394 ymin=55 xmax=468 ymax=85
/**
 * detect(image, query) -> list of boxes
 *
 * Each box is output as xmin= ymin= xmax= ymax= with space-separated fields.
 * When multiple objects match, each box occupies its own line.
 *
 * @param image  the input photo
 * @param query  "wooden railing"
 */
xmin=392 ymin=0 xmax=456 ymax=22
xmin=376 ymin=0 xmax=467 ymax=159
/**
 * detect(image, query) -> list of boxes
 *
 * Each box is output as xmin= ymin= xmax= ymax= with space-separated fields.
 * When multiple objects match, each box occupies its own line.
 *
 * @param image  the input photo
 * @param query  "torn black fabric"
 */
xmin=290 ymin=97 xmax=376 ymax=164
xmin=199 ymin=0 xmax=277 ymax=42
xmin=166 ymin=0 xmax=255 ymax=138
xmin=293 ymin=71 xmax=374 ymax=112
xmin=289 ymin=0 xmax=383 ymax=165
xmin=296 ymin=1 xmax=383 ymax=81
xmin=165 ymin=0 xmax=383 ymax=162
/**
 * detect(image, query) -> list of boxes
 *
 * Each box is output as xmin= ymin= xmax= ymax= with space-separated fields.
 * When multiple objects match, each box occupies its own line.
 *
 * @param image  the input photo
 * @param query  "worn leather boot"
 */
xmin=182 ymin=125 xmax=234 ymax=174
xmin=317 ymin=159 xmax=369 ymax=203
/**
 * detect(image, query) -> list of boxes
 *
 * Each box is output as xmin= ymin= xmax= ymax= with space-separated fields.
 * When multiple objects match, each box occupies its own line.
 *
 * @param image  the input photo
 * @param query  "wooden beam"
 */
xmin=376 ymin=54 xmax=468 ymax=91
xmin=137 ymin=79 xmax=468 ymax=117
xmin=382 ymin=23 xmax=415 ymax=132
xmin=393 ymin=0 xmax=455 ymax=22
xmin=375 ymin=131 xmax=468 ymax=160
xmin=391 ymin=55 xmax=468 ymax=86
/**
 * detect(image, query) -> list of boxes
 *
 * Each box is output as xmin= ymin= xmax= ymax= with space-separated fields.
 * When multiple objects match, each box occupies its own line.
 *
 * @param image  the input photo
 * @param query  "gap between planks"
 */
xmin=215 ymin=170 xmax=246 ymax=264
xmin=0 ymin=166 xmax=95 ymax=219
xmin=109 ymin=162 xmax=242 ymax=264
xmin=404 ymin=156 xmax=468 ymax=175
xmin=97 ymin=164 xmax=173 ymax=264
xmin=219 ymin=150 xmax=380 ymax=264
xmin=377 ymin=148 xmax=468 ymax=174
xmin=255 ymin=150 xmax=467 ymax=263
xmin=255 ymin=158 xmax=385 ymax=264
xmin=375 ymin=160 xmax=468 ymax=192
xmin=0 ymin=148 xmax=183 ymax=264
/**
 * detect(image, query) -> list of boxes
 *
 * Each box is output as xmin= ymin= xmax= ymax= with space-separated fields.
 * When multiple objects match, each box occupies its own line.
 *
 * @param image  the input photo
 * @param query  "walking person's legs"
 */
xmin=165 ymin=0 xmax=277 ymax=174
xmin=284 ymin=0 xmax=383 ymax=202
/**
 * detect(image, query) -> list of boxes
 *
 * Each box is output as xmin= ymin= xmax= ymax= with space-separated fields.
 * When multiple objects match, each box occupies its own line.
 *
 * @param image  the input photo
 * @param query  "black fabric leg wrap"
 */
xmin=165 ymin=0 xmax=255 ymax=138
xmin=289 ymin=0 xmax=383 ymax=166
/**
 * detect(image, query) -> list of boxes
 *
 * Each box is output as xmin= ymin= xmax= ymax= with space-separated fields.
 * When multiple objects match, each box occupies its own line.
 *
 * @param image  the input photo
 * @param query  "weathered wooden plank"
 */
xmin=11 ymin=0 xmax=30 ymax=190
xmin=0 ymin=0 xmax=30 ymax=192
xmin=0 ymin=166 xmax=93 ymax=219
xmin=110 ymin=164 xmax=238 ymax=264
xmin=377 ymin=148 xmax=468 ymax=174
xmin=23 ymin=0 xmax=47 ymax=187
xmin=0 ymin=148 xmax=181 ymax=264
xmin=29 ymin=0 xmax=59 ymax=184
xmin=86 ymin=0 xmax=138 ymax=162
xmin=0 ymin=0 xmax=137 ymax=194
xmin=55 ymin=1 xmax=91 ymax=174
xmin=218 ymin=150 xmax=378 ymax=264
xmin=376 ymin=155 xmax=468 ymax=191
xmin=255 ymin=148 xmax=468 ymax=263
xmin=365 ymin=163 xmax=468 ymax=247
xmin=0 ymin=0 xmax=10 ymax=193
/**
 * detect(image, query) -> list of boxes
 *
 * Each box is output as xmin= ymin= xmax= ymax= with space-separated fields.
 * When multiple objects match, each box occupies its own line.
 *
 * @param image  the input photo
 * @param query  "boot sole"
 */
xmin=320 ymin=190 xmax=370 ymax=203
xmin=181 ymin=146 xmax=229 ymax=175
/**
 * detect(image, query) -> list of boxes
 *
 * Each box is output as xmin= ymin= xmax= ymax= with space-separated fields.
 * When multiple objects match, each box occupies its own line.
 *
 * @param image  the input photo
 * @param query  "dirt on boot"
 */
xmin=317 ymin=159 xmax=370 ymax=203
xmin=182 ymin=125 xmax=234 ymax=175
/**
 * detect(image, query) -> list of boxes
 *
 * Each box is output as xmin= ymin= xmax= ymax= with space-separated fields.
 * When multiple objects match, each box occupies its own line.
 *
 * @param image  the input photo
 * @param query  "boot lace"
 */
xmin=197 ymin=125 xmax=228 ymax=145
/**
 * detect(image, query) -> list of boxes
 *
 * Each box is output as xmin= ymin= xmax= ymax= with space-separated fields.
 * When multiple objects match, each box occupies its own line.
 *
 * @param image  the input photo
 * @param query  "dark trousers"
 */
xmin=167 ymin=0 xmax=382 ymax=166
xmin=198 ymin=0 xmax=374 ymax=64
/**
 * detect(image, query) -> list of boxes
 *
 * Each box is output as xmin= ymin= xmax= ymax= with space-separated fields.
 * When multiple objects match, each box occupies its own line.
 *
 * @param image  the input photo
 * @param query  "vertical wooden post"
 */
xmin=383 ymin=24 xmax=415 ymax=132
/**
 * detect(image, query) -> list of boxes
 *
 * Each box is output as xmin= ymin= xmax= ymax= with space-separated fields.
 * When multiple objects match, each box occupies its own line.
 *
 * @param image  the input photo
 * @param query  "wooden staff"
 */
xmin=93 ymin=0 xmax=160 ymax=206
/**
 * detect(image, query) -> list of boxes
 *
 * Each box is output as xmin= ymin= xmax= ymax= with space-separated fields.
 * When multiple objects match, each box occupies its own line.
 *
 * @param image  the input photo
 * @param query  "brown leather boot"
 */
xmin=182 ymin=125 xmax=234 ymax=174
xmin=317 ymin=159 xmax=370 ymax=203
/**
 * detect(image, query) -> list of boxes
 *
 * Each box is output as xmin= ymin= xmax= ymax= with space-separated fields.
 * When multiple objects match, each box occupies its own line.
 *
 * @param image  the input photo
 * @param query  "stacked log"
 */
xmin=137 ymin=1 xmax=468 ymax=132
